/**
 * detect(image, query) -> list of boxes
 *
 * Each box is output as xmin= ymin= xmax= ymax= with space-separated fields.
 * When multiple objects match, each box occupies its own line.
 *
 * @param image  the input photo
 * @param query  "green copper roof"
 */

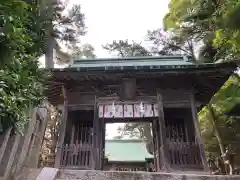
xmin=71 ymin=56 xmax=192 ymax=68
xmin=105 ymin=140 xmax=153 ymax=162
xmin=49 ymin=56 xmax=236 ymax=74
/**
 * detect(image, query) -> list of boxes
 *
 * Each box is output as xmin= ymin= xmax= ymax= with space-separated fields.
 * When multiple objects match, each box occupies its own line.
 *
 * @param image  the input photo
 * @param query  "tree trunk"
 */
xmin=45 ymin=31 xmax=54 ymax=68
xmin=45 ymin=0 xmax=54 ymax=68
xmin=208 ymin=104 xmax=225 ymax=155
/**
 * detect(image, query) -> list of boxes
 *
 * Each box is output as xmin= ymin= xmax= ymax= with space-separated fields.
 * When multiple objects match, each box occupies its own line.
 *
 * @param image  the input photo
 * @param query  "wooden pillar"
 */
xmin=70 ymin=125 xmax=75 ymax=144
xmin=54 ymin=85 xmax=68 ymax=168
xmin=189 ymin=92 xmax=208 ymax=171
xmin=93 ymin=97 xmax=104 ymax=170
xmin=99 ymin=119 xmax=105 ymax=170
xmin=92 ymin=96 xmax=100 ymax=169
xmin=152 ymin=119 xmax=160 ymax=172
xmin=157 ymin=90 xmax=170 ymax=172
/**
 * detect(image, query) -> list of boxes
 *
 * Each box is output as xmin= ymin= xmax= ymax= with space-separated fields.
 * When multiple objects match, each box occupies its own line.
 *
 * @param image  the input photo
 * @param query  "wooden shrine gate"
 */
xmin=94 ymin=97 xmax=166 ymax=171
xmin=94 ymin=96 xmax=203 ymax=171
xmin=57 ymin=95 xmax=204 ymax=171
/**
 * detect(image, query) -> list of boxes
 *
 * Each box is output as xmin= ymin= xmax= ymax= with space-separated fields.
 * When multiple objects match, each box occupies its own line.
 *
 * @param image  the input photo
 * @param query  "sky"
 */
xmin=75 ymin=0 xmax=170 ymax=57
xmin=41 ymin=0 xmax=170 ymax=138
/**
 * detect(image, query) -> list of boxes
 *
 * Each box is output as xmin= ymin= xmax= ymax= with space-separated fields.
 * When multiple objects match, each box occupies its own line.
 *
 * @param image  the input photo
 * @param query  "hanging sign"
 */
xmin=98 ymin=103 xmax=159 ymax=118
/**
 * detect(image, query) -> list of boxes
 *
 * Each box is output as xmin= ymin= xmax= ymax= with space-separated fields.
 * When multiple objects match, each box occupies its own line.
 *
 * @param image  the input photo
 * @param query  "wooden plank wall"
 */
xmin=0 ymin=105 xmax=49 ymax=179
xmin=168 ymin=141 xmax=202 ymax=169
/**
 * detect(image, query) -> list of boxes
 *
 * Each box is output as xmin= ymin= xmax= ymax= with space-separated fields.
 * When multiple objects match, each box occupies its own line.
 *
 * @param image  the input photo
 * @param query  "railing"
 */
xmin=60 ymin=143 xmax=93 ymax=169
xmin=168 ymin=141 xmax=202 ymax=169
xmin=60 ymin=141 xmax=202 ymax=170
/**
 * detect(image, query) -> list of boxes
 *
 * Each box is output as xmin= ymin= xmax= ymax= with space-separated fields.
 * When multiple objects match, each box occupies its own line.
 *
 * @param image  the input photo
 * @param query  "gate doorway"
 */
xmin=96 ymin=101 xmax=162 ymax=171
xmin=103 ymin=121 xmax=155 ymax=172
xmin=61 ymin=110 xmax=94 ymax=169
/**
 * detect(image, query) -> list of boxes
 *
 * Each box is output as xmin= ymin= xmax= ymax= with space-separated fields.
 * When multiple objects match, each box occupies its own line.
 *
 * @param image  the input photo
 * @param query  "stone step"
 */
xmin=21 ymin=168 xmax=43 ymax=180
xmin=35 ymin=167 xmax=58 ymax=180
xmin=57 ymin=169 xmax=240 ymax=180
xmin=1 ymin=168 xmax=42 ymax=180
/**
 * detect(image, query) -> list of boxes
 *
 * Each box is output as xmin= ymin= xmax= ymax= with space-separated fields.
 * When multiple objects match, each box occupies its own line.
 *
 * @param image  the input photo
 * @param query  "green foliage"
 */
xmin=0 ymin=0 xmax=89 ymax=133
xmin=103 ymin=40 xmax=151 ymax=57
xmin=163 ymin=0 xmax=192 ymax=30
xmin=147 ymin=29 xmax=199 ymax=61
xmin=72 ymin=44 xmax=96 ymax=58
xmin=26 ymin=0 xmax=86 ymax=56
xmin=163 ymin=0 xmax=240 ymax=61
xmin=163 ymin=0 xmax=240 ymax=163
xmin=0 ymin=0 xmax=48 ymax=133
xmin=199 ymin=75 xmax=240 ymax=161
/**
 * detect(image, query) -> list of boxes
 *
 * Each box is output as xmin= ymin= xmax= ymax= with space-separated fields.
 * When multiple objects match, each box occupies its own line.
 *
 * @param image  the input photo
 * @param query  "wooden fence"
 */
xmin=60 ymin=143 xmax=93 ymax=169
xmin=168 ymin=141 xmax=202 ymax=169
xmin=60 ymin=123 xmax=93 ymax=169
xmin=0 ymin=106 xmax=49 ymax=180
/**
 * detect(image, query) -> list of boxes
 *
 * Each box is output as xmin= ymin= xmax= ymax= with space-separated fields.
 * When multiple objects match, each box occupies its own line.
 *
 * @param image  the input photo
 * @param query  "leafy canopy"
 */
xmin=0 ymin=0 xmax=48 ymax=133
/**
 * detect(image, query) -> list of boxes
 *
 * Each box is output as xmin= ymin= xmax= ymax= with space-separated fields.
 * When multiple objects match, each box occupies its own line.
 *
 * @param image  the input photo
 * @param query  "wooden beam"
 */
xmin=152 ymin=119 xmax=160 ymax=172
xmin=189 ymin=92 xmax=209 ymax=171
xmin=4 ymin=131 xmax=21 ymax=180
xmin=157 ymin=90 xmax=170 ymax=172
xmin=70 ymin=124 xmax=75 ymax=144
xmin=54 ymin=85 xmax=68 ymax=168
xmin=91 ymin=96 xmax=97 ymax=169
xmin=28 ymin=106 xmax=50 ymax=168
xmin=26 ymin=120 xmax=40 ymax=168
xmin=93 ymin=96 xmax=101 ymax=170
xmin=15 ymin=107 xmax=38 ymax=175
xmin=68 ymin=104 xmax=94 ymax=111
xmin=100 ymin=120 xmax=106 ymax=170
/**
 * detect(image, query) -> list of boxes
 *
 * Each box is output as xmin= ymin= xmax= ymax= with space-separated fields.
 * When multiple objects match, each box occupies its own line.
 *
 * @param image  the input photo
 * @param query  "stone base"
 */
xmin=57 ymin=169 xmax=240 ymax=180
xmin=16 ymin=168 xmax=42 ymax=180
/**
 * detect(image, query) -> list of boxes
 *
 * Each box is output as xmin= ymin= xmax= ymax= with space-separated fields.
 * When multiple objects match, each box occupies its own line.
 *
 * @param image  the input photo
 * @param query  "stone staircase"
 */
xmin=55 ymin=169 xmax=240 ymax=180
xmin=0 ymin=168 xmax=41 ymax=180
xmin=19 ymin=168 xmax=240 ymax=180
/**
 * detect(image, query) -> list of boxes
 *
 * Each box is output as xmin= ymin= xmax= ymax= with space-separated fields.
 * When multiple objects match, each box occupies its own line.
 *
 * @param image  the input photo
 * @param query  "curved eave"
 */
xmin=48 ymin=62 xmax=233 ymax=73
xmin=45 ymin=62 xmax=237 ymax=106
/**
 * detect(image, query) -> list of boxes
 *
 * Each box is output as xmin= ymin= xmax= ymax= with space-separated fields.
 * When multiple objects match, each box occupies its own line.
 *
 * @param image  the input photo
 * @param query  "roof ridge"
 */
xmin=71 ymin=55 xmax=191 ymax=64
